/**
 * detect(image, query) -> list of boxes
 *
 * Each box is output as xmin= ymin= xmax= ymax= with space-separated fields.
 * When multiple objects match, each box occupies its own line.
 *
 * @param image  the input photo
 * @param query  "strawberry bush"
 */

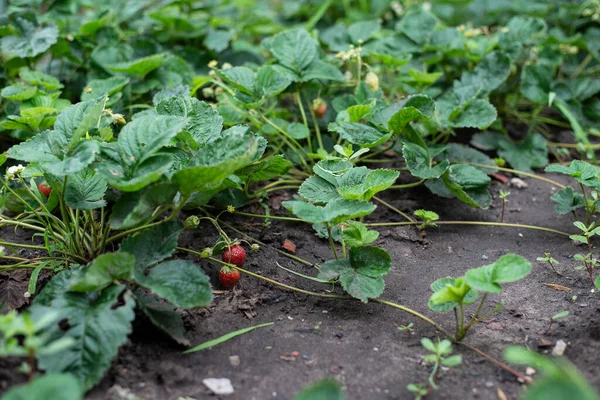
xmin=1 ymin=1 xmax=600 ymax=399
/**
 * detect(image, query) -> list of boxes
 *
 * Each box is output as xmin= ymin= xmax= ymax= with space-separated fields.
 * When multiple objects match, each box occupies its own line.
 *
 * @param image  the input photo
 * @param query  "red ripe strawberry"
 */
xmin=221 ymin=244 xmax=246 ymax=268
xmin=315 ymin=104 xmax=327 ymax=118
xmin=219 ymin=267 xmax=240 ymax=288
xmin=38 ymin=183 xmax=52 ymax=197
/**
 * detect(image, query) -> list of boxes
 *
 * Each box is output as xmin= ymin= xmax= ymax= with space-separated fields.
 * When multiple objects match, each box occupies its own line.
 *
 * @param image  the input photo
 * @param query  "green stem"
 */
xmin=234 ymin=211 xmax=302 ymax=222
xmin=373 ymin=196 xmax=415 ymax=223
xmin=304 ymin=0 xmax=334 ymax=30
xmin=579 ymin=182 xmax=591 ymax=225
xmin=295 ymin=89 xmax=312 ymax=154
xmin=365 ymin=220 xmax=571 ymax=237
xmin=389 ymin=179 xmax=425 ymax=189
xmin=326 ymin=223 xmax=339 ymax=260
xmin=462 ymin=293 xmax=488 ymax=333
xmin=304 ymin=90 xmax=324 ymax=152
xmin=464 ymin=163 xmax=567 ymax=189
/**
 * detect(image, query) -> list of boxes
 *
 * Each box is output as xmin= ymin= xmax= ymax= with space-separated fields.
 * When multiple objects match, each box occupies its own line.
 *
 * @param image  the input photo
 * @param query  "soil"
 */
xmin=1 ymin=173 xmax=600 ymax=400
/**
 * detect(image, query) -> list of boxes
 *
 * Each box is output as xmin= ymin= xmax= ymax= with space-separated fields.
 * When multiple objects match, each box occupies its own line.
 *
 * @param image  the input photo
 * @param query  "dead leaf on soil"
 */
xmin=497 ymin=387 xmax=507 ymax=400
xmin=282 ymin=239 xmax=296 ymax=254
xmin=543 ymin=283 xmax=572 ymax=292
xmin=486 ymin=322 xmax=504 ymax=330
xmin=0 ymin=270 xmax=30 ymax=313
xmin=218 ymin=286 xmax=259 ymax=319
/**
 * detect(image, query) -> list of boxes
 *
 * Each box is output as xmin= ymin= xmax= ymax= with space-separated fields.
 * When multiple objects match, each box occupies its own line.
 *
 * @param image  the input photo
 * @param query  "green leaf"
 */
xmin=388 ymin=95 xmax=436 ymax=133
xmin=0 ymin=374 xmax=82 ymax=400
xmin=81 ymin=76 xmax=129 ymax=102
xmin=204 ymin=29 xmax=232 ymax=53
xmin=257 ymin=65 xmax=292 ymax=97
xmin=106 ymin=53 xmax=167 ymax=78
xmin=396 ymin=9 xmax=437 ymax=44
xmin=120 ymin=221 xmax=183 ymax=279
xmin=30 ymin=272 xmax=135 ymax=391
xmin=545 ymin=160 xmax=600 ymax=190
xmin=54 ymin=99 xmax=106 ymax=148
xmin=283 ymin=198 xmax=376 ymax=224
xmin=1 ymin=84 xmax=37 ymax=101
xmin=342 ymin=221 xmax=379 ymax=247
xmin=313 ymin=159 xmax=353 ymax=186
xmin=428 ymin=277 xmax=477 ymax=312
xmin=347 ymin=103 xmax=375 ymax=123
xmin=438 ymin=144 xmax=497 ymax=172
xmin=403 ymin=143 xmax=449 ymax=179
xmin=215 ymin=66 xmax=256 ymax=95
xmin=69 ymin=252 xmax=135 ymax=292
xmin=183 ymin=322 xmax=274 ymax=354
xmin=338 ymin=168 xmax=399 ymax=201
xmin=110 ymin=182 xmax=178 ymax=230
xmin=287 ymin=122 xmax=310 ymax=139
xmin=172 ymin=129 xmax=260 ymax=195
xmin=270 ymin=29 xmax=317 ymax=72
xmin=134 ymin=291 xmax=189 ymax=346
xmin=95 ymin=154 xmax=173 ymax=192
xmin=156 ymin=95 xmax=223 ymax=147
xmin=317 ymin=246 xmax=391 ymax=302
xmin=298 ymin=176 xmax=340 ymax=204
xmin=137 ymin=260 xmax=212 ymax=308
xmin=118 ymin=114 xmax=186 ymax=165
xmin=348 ymin=20 xmax=381 ymax=44
xmin=550 ymin=187 xmax=585 ymax=214
xmin=497 ymin=133 xmax=548 ymax=173
xmin=329 ymin=122 xmax=392 ymax=148
xmin=451 ymin=99 xmax=497 ymax=129
xmin=301 ymin=60 xmax=345 ymax=82
xmin=294 ymin=378 xmax=344 ymax=400
xmin=20 ymin=69 xmax=63 ymax=91
xmin=595 ymin=275 xmax=600 ymax=291
xmin=421 ymin=338 xmax=436 ymax=352
xmin=65 ymin=169 xmax=107 ymax=210
xmin=440 ymin=165 xmax=492 ymax=209
xmin=237 ymin=155 xmax=292 ymax=183
xmin=0 ymin=16 xmax=58 ymax=58
xmin=465 ymin=254 xmax=532 ymax=293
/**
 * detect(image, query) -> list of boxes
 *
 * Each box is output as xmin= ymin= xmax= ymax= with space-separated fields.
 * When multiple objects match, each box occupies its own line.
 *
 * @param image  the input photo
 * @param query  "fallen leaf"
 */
xmin=491 ymin=173 xmax=509 ymax=184
xmin=497 ymin=387 xmax=507 ymax=400
xmin=543 ymin=283 xmax=572 ymax=292
xmin=0 ymin=270 xmax=30 ymax=313
xmin=282 ymin=239 xmax=296 ymax=255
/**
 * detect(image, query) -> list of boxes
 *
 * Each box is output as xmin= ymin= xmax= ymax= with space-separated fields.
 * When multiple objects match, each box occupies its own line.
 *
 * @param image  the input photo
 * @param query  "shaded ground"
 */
xmin=2 ymin=173 xmax=600 ymax=399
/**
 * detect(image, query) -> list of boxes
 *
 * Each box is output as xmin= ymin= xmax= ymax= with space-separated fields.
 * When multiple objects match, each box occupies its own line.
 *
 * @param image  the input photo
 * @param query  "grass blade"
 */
xmin=183 ymin=322 xmax=274 ymax=354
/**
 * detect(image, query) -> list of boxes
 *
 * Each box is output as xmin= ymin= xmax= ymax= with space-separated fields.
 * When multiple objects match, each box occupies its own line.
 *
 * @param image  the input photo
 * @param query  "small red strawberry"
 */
xmin=221 ymin=244 xmax=246 ymax=268
xmin=38 ymin=183 xmax=52 ymax=197
xmin=315 ymin=104 xmax=327 ymax=118
xmin=219 ymin=267 xmax=240 ymax=288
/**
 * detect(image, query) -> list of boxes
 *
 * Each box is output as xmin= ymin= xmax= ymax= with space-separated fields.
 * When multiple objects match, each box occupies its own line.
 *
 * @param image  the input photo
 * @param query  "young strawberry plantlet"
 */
xmin=408 ymin=338 xmax=462 ymax=398
xmin=499 ymin=189 xmax=510 ymax=223
xmin=538 ymin=310 xmax=569 ymax=335
xmin=414 ymin=209 xmax=439 ymax=231
xmin=570 ymin=221 xmax=600 ymax=284
xmin=546 ymin=160 xmax=600 ymax=224
xmin=536 ymin=253 xmax=561 ymax=274
xmin=429 ymin=255 xmax=532 ymax=341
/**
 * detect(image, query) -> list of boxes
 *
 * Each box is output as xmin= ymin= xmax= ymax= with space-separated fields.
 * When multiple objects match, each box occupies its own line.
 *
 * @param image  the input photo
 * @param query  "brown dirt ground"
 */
xmin=1 ymin=172 xmax=600 ymax=400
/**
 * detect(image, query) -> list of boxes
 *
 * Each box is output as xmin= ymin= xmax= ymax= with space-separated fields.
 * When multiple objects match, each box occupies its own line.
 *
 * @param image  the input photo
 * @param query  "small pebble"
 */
xmin=335 ymin=332 xmax=344 ymax=339
xmin=485 ymin=381 xmax=494 ymax=388
xmin=373 ymin=347 xmax=379 ymax=352
xmin=229 ymin=355 xmax=240 ymax=367
xmin=552 ymin=340 xmax=567 ymax=356
xmin=203 ymin=378 xmax=234 ymax=395
xmin=525 ymin=367 xmax=536 ymax=376
xmin=291 ymin=351 xmax=300 ymax=357
xmin=481 ymin=255 xmax=489 ymax=260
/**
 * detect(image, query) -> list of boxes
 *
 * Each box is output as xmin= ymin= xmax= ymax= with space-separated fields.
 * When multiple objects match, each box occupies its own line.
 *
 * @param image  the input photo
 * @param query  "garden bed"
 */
xmin=3 ymin=173 xmax=594 ymax=400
